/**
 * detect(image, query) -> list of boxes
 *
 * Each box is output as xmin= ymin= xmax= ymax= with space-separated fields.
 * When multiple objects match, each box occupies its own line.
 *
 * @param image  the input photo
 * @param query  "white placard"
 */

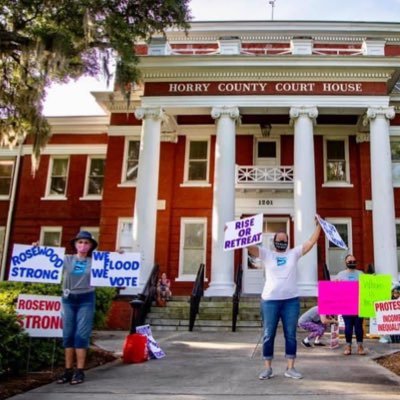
xmin=374 ymin=300 xmax=400 ymax=334
xmin=316 ymin=216 xmax=347 ymax=250
xmin=136 ymin=324 xmax=165 ymax=359
xmin=16 ymin=294 xmax=63 ymax=337
xmin=91 ymin=251 xmax=141 ymax=287
xmin=223 ymin=214 xmax=263 ymax=251
xmin=9 ymin=244 xmax=65 ymax=284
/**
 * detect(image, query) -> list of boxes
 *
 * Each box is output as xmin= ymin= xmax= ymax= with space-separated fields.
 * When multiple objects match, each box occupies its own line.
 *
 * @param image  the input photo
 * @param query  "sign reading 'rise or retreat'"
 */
xmin=144 ymin=81 xmax=386 ymax=96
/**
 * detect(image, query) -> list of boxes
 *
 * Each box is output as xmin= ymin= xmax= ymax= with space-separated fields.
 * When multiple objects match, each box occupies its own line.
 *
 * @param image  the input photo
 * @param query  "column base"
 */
xmin=297 ymin=282 xmax=318 ymax=297
xmin=204 ymin=282 xmax=235 ymax=297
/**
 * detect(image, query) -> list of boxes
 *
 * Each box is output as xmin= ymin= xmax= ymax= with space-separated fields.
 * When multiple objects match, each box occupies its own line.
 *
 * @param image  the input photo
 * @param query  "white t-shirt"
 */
xmin=260 ymin=245 xmax=303 ymax=300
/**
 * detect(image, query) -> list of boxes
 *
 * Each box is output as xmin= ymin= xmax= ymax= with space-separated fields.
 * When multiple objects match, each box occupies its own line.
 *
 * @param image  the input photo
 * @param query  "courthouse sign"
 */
xmin=144 ymin=81 xmax=386 ymax=96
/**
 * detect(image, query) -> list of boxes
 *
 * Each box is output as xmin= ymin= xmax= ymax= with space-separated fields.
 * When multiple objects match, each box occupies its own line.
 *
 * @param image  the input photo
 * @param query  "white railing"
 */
xmin=168 ymin=46 xmax=363 ymax=57
xmin=236 ymin=165 xmax=294 ymax=187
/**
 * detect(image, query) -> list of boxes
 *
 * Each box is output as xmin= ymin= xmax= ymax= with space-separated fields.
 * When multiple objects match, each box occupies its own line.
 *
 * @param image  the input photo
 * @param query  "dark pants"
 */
xmin=342 ymin=315 xmax=364 ymax=345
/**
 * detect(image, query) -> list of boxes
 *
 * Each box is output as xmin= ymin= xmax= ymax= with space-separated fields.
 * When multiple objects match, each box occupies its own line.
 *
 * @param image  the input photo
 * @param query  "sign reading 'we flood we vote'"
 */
xmin=91 ymin=251 xmax=141 ymax=288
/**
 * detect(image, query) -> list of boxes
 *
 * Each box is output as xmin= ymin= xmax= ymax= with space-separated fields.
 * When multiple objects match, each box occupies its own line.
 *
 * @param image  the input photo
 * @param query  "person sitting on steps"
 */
xmin=157 ymin=272 xmax=172 ymax=306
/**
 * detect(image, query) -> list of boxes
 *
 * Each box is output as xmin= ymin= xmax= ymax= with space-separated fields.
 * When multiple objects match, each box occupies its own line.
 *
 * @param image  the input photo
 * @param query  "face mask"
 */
xmin=76 ymin=243 xmax=91 ymax=254
xmin=346 ymin=262 xmax=357 ymax=269
xmin=274 ymin=241 xmax=288 ymax=251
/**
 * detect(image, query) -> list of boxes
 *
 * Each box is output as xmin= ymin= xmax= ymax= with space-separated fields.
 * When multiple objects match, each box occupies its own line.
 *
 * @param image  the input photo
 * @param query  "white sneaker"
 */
xmin=259 ymin=368 xmax=273 ymax=380
xmin=284 ymin=368 xmax=303 ymax=379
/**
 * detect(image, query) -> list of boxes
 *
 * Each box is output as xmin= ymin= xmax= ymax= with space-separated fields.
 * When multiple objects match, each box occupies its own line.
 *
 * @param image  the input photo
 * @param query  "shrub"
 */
xmin=0 ymin=282 xmax=116 ymax=329
xmin=0 ymin=282 xmax=117 ymax=377
xmin=0 ymin=309 xmax=29 ymax=376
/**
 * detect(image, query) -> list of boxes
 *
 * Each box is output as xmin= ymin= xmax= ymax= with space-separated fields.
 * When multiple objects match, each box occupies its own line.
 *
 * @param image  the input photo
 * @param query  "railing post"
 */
xmin=189 ymin=263 xmax=205 ymax=331
xmin=129 ymin=295 xmax=145 ymax=333
xmin=128 ymin=264 xmax=159 ymax=333
xmin=232 ymin=264 xmax=243 ymax=332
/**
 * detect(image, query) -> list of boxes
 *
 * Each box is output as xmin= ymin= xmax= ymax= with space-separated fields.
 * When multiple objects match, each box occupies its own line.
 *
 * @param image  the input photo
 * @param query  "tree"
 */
xmin=0 ymin=0 xmax=191 ymax=171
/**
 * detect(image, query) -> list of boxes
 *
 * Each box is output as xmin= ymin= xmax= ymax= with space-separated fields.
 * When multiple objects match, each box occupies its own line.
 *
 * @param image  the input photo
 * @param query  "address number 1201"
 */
xmin=258 ymin=200 xmax=273 ymax=206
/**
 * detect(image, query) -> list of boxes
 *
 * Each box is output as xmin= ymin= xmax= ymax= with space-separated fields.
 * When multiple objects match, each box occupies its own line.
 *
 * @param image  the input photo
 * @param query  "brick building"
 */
xmin=1 ymin=20 xmax=400 ymax=299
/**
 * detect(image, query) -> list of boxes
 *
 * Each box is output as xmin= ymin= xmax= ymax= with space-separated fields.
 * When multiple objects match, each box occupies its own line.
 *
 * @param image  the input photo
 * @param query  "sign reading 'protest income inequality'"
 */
xmin=374 ymin=300 xmax=400 ymax=335
xmin=91 ymin=251 xmax=141 ymax=288
xmin=224 ymin=214 xmax=263 ymax=251
xmin=8 ymin=244 xmax=65 ymax=284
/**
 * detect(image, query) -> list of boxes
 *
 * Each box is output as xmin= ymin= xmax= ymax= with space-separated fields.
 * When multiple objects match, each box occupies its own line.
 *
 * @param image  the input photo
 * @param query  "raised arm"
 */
xmin=302 ymin=218 xmax=322 ymax=256
xmin=247 ymin=245 xmax=260 ymax=258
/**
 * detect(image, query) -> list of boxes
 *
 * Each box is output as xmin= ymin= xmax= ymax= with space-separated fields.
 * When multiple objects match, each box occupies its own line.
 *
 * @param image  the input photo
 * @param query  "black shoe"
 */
xmin=70 ymin=369 xmax=85 ymax=385
xmin=314 ymin=342 xmax=326 ymax=347
xmin=301 ymin=339 xmax=312 ymax=348
xmin=57 ymin=369 xmax=73 ymax=384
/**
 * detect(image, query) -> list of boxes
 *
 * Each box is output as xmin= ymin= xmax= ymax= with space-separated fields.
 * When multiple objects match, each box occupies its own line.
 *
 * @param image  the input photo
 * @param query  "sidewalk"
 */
xmin=9 ymin=328 xmax=400 ymax=399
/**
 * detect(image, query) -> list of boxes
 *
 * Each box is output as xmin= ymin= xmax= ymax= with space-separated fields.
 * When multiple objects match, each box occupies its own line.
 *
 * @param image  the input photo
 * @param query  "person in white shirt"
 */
xmin=247 ymin=218 xmax=321 ymax=380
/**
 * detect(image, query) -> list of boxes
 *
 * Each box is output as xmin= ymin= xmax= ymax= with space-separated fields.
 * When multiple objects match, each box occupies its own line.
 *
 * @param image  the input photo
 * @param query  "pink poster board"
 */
xmin=318 ymin=281 xmax=359 ymax=315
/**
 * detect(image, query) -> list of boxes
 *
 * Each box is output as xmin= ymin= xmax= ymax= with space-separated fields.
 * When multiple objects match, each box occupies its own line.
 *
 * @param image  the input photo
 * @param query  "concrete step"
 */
xmin=145 ymin=296 xmax=316 ymax=332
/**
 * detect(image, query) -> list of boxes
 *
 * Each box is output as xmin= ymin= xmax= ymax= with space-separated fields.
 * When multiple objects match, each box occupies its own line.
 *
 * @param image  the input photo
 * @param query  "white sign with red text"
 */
xmin=16 ymin=294 xmax=63 ymax=337
xmin=374 ymin=300 xmax=400 ymax=334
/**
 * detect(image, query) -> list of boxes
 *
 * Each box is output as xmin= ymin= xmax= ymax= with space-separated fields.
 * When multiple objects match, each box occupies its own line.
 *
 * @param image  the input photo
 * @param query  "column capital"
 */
xmin=289 ymin=106 xmax=318 ymax=122
xmin=366 ymin=106 xmax=395 ymax=121
xmin=211 ymin=106 xmax=240 ymax=121
xmin=134 ymin=107 xmax=165 ymax=121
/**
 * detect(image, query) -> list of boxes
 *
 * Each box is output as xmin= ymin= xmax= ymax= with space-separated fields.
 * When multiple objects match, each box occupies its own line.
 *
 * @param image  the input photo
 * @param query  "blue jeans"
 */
xmin=62 ymin=291 xmax=95 ymax=349
xmin=261 ymin=297 xmax=300 ymax=360
xmin=342 ymin=315 xmax=364 ymax=344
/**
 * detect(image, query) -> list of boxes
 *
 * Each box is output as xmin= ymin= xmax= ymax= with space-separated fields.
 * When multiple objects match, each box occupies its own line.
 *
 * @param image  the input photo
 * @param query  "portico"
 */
xmin=128 ymin=90 xmax=398 ymax=295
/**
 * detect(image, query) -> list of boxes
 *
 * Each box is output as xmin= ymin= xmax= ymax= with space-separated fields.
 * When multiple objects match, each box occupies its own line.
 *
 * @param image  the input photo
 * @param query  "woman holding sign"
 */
xmin=57 ymin=231 xmax=98 ymax=385
xmin=336 ymin=254 xmax=365 ymax=356
xmin=247 ymin=218 xmax=321 ymax=380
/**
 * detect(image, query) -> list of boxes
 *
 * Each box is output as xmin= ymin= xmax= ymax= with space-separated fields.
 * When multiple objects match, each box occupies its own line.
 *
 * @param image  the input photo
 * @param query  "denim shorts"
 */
xmin=62 ymin=291 xmax=95 ymax=349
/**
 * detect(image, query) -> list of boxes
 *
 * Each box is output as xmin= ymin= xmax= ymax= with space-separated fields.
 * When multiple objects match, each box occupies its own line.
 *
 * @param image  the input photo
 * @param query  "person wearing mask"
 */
xmin=336 ymin=254 xmax=365 ymax=356
xmin=247 ymin=217 xmax=322 ymax=380
xmin=56 ymin=231 xmax=98 ymax=385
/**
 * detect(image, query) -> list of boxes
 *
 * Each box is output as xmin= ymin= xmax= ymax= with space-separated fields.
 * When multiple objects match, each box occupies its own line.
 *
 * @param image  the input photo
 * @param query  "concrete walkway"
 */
xmin=9 ymin=329 xmax=400 ymax=399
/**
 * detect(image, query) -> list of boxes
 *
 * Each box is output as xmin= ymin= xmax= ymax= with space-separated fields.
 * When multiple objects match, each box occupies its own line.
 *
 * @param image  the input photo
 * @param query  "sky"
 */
xmin=42 ymin=0 xmax=400 ymax=117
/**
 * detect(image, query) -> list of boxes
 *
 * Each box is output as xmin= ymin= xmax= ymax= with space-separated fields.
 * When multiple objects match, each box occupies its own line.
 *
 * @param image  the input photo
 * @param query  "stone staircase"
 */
xmin=146 ymin=295 xmax=317 ymax=332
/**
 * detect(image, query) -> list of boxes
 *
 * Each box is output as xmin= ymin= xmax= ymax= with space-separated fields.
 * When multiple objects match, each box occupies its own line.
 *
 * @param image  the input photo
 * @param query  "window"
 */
xmin=0 ymin=160 xmax=14 ymax=196
xmin=84 ymin=157 xmax=105 ymax=197
xmin=324 ymin=138 xmax=350 ymax=184
xmin=255 ymin=139 xmax=279 ymax=166
xmin=122 ymin=140 xmax=140 ymax=183
xmin=40 ymin=227 xmax=62 ymax=247
xmin=184 ymin=139 xmax=209 ymax=183
xmin=178 ymin=218 xmax=207 ymax=279
xmin=391 ymin=141 xmax=400 ymax=186
xmin=46 ymin=157 xmax=69 ymax=197
xmin=324 ymin=218 xmax=352 ymax=276
xmin=80 ymin=227 xmax=100 ymax=247
xmin=117 ymin=218 xmax=133 ymax=251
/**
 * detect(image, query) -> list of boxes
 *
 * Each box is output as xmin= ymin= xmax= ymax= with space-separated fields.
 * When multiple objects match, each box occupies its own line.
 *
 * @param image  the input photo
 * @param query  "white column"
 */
xmin=205 ymin=106 xmax=239 ymax=297
xmin=132 ymin=107 xmax=165 ymax=290
xmin=290 ymin=106 xmax=318 ymax=296
xmin=366 ymin=106 xmax=398 ymax=282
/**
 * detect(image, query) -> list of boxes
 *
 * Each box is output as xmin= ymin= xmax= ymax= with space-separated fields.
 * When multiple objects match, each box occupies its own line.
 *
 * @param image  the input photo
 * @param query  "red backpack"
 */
xmin=122 ymin=333 xmax=149 ymax=363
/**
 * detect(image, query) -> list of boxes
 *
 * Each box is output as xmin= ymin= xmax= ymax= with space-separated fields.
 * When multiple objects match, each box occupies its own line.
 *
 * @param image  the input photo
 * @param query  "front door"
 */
xmin=242 ymin=218 xmax=289 ymax=294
